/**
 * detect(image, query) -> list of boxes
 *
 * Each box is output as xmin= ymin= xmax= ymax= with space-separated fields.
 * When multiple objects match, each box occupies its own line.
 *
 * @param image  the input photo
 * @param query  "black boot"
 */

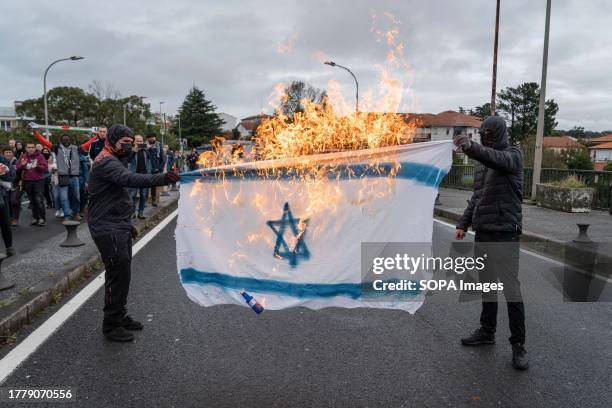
xmin=104 ymin=326 xmax=134 ymax=342
xmin=122 ymin=315 xmax=144 ymax=331
xmin=512 ymin=343 xmax=529 ymax=370
xmin=461 ymin=328 xmax=495 ymax=346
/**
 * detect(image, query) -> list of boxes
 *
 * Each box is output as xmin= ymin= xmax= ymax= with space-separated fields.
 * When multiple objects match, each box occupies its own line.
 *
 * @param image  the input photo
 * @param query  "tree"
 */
xmin=280 ymin=81 xmax=326 ymax=119
xmin=178 ymin=86 xmax=224 ymax=147
xmin=604 ymin=162 xmax=612 ymax=172
xmin=15 ymin=82 xmax=152 ymax=131
xmin=496 ymin=82 xmax=558 ymax=145
xmin=471 ymin=103 xmax=492 ymax=120
xmin=567 ymin=126 xmax=585 ymax=139
xmin=17 ymin=86 xmax=97 ymax=126
xmin=564 ymin=149 xmax=594 ymax=170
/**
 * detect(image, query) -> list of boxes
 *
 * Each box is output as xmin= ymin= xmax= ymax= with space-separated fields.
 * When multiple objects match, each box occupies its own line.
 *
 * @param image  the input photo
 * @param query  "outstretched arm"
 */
xmin=34 ymin=131 xmax=53 ymax=149
xmin=80 ymin=134 xmax=99 ymax=153
xmin=97 ymin=157 xmax=168 ymax=188
xmin=463 ymin=143 xmax=522 ymax=174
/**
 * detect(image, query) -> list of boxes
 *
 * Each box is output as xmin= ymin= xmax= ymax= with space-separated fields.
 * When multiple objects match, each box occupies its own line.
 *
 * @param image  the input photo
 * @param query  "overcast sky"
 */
xmin=1 ymin=0 xmax=611 ymax=130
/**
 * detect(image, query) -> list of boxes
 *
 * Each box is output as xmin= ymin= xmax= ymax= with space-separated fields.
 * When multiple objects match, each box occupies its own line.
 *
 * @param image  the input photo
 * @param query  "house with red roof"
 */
xmin=405 ymin=110 xmax=482 ymax=143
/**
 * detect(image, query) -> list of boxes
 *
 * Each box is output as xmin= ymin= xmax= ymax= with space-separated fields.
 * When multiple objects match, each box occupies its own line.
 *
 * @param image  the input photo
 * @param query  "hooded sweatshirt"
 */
xmin=87 ymin=125 xmax=167 ymax=238
xmin=456 ymin=116 xmax=523 ymax=233
xmin=16 ymin=151 xmax=47 ymax=182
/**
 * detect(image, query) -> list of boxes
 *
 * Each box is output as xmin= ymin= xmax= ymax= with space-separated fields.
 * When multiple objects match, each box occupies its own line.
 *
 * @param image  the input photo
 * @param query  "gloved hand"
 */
xmin=453 ymin=134 xmax=471 ymax=151
xmin=131 ymin=225 xmax=138 ymax=240
xmin=164 ymin=171 xmax=180 ymax=184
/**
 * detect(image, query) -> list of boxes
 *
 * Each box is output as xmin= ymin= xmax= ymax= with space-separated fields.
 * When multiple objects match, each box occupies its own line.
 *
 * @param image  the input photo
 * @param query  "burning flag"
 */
xmin=175 ymin=140 xmax=452 ymax=313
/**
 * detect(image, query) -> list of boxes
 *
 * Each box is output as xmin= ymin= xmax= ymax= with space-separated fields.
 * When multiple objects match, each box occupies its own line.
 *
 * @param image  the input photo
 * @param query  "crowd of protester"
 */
xmin=0 ymin=127 xmax=181 ymax=258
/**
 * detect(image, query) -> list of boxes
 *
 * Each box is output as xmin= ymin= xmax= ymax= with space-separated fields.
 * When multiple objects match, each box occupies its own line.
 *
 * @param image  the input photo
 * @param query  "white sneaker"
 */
xmin=55 ymin=210 xmax=60 ymax=217
xmin=55 ymin=209 xmax=64 ymax=218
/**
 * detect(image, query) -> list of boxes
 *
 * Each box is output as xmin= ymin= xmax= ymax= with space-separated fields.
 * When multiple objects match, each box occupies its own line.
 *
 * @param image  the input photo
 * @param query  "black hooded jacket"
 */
xmin=456 ymin=116 xmax=523 ymax=233
xmin=87 ymin=125 xmax=167 ymax=238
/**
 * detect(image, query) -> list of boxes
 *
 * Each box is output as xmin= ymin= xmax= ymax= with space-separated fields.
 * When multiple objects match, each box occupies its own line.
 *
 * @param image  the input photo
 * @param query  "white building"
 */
xmin=589 ymin=142 xmax=612 ymax=171
xmin=406 ymin=111 xmax=482 ymax=144
xmin=0 ymin=101 xmax=32 ymax=131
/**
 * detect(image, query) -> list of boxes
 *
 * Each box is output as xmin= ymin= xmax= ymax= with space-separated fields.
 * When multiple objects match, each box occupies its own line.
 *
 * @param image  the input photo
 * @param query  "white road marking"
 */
xmin=0 ymin=209 xmax=179 ymax=384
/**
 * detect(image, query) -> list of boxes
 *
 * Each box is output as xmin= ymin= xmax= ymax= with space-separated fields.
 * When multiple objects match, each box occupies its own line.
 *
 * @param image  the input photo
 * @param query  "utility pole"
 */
xmin=491 ymin=0 xmax=500 ymax=116
xmin=531 ymin=0 xmax=552 ymax=201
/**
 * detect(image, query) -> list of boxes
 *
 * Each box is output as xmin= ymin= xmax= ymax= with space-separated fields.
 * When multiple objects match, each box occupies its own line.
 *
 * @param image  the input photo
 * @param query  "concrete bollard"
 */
xmin=61 ymin=221 xmax=85 ymax=247
xmin=573 ymin=223 xmax=593 ymax=243
xmin=0 ymin=255 xmax=14 ymax=291
xmin=435 ymin=193 xmax=441 ymax=206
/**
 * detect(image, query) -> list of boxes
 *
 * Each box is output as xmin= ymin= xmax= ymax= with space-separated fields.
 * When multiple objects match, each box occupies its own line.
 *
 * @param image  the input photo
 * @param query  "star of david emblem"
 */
xmin=266 ymin=202 xmax=310 ymax=267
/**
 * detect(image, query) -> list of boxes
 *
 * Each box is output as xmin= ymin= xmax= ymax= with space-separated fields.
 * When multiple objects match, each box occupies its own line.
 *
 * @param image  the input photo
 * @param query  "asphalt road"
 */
xmin=7 ymin=201 xmax=68 ymax=257
xmin=0 ymin=216 xmax=611 ymax=407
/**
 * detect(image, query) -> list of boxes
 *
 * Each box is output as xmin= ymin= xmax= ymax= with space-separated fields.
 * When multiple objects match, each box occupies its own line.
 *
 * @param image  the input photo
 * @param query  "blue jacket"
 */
xmin=0 ymin=156 xmax=16 ymax=198
xmin=147 ymin=142 xmax=166 ymax=174
xmin=165 ymin=150 xmax=174 ymax=172
xmin=128 ymin=149 xmax=152 ymax=175
xmin=79 ymin=153 xmax=90 ymax=185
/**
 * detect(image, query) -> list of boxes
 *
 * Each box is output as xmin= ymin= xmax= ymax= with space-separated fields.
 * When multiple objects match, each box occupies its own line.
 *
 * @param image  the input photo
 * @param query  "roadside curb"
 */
xmin=434 ymin=207 xmax=612 ymax=279
xmin=0 ymin=198 xmax=178 ymax=340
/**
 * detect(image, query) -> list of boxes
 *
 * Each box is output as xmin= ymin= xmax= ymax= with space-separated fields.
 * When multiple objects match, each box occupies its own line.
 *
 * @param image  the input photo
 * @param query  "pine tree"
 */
xmin=179 ymin=86 xmax=224 ymax=147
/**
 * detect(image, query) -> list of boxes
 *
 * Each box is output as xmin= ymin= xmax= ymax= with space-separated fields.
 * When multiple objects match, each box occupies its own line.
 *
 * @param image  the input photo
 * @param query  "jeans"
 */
xmin=59 ymin=176 xmax=80 ymax=217
xmin=52 ymin=184 xmax=61 ymax=210
xmin=475 ymin=230 xmax=525 ymax=345
xmin=130 ymin=187 xmax=148 ymax=214
xmin=93 ymin=230 xmax=133 ymax=331
xmin=24 ymin=179 xmax=46 ymax=221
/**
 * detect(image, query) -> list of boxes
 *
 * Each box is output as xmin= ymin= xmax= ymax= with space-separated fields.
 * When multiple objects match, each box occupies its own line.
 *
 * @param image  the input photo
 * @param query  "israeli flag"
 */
xmin=176 ymin=140 xmax=452 ymax=313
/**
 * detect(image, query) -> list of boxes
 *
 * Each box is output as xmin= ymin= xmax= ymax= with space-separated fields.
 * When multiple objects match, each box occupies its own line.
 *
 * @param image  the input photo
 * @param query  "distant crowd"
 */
xmin=0 ymin=127 xmax=187 ymax=257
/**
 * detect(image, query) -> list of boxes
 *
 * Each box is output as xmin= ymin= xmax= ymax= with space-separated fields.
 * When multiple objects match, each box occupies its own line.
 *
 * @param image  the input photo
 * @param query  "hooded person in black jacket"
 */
xmin=453 ymin=116 xmax=528 ymax=370
xmin=88 ymin=124 xmax=180 ymax=342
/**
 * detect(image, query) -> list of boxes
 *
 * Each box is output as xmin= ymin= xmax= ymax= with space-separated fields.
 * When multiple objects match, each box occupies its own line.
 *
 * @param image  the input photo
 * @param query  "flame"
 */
xmin=277 ymin=33 xmax=298 ymax=54
xmin=192 ymin=11 xmax=419 ymax=256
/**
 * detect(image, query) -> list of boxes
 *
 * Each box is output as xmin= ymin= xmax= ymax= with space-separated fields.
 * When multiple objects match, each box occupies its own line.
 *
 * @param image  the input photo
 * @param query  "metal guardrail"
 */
xmin=441 ymin=165 xmax=612 ymax=210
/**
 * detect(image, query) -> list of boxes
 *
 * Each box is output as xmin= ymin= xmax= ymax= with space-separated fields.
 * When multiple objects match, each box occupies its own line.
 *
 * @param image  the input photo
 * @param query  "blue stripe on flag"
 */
xmin=179 ymin=268 xmax=420 ymax=300
xmin=179 ymin=161 xmax=448 ymax=188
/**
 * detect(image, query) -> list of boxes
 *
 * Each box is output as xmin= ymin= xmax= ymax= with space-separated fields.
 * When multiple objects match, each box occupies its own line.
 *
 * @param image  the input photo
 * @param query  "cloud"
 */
xmin=0 ymin=0 xmax=610 ymax=130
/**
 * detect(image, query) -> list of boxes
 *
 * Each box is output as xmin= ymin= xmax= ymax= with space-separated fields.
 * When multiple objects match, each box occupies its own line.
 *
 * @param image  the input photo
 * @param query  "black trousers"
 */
xmin=0 ymin=195 xmax=12 ymax=249
xmin=23 ymin=179 xmax=46 ymax=221
xmin=93 ymin=230 xmax=133 ymax=331
xmin=43 ymin=176 xmax=53 ymax=208
xmin=8 ymin=189 xmax=22 ymax=220
xmin=475 ymin=230 xmax=525 ymax=345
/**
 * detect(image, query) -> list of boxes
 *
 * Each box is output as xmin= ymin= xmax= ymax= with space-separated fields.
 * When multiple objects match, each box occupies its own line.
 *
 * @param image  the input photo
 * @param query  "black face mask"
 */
xmin=120 ymin=143 xmax=133 ymax=156
xmin=61 ymin=141 xmax=71 ymax=147
xmin=148 ymin=140 xmax=156 ymax=145
xmin=43 ymin=153 xmax=50 ymax=159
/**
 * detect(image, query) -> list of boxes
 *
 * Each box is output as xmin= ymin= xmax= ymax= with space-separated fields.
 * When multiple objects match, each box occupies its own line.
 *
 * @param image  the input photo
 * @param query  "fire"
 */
xmin=192 ymin=11 xmax=419 ymax=253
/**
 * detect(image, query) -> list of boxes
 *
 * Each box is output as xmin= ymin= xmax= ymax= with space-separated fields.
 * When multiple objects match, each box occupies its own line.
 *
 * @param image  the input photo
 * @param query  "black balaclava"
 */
xmin=479 ymin=116 xmax=508 ymax=150
xmin=106 ymin=124 xmax=134 ymax=157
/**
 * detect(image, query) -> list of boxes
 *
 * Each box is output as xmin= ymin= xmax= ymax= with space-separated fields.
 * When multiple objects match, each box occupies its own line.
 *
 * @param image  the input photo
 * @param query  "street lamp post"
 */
xmin=162 ymin=113 xmax=166 ymax=146
xmin=177 ymin=111 xmax=183 ymax=154
xmin=324 ymin=61 xmax=359 ymax=113
xmin=123 ymin=96 xmax=147 ymax=126
xmin=531 ymin=0 xmax=552 ymax=201
xmin=43 ymin=56 xmax=84 ymax=139
xmin=159 ymin=101 xmax=165 ymax=144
